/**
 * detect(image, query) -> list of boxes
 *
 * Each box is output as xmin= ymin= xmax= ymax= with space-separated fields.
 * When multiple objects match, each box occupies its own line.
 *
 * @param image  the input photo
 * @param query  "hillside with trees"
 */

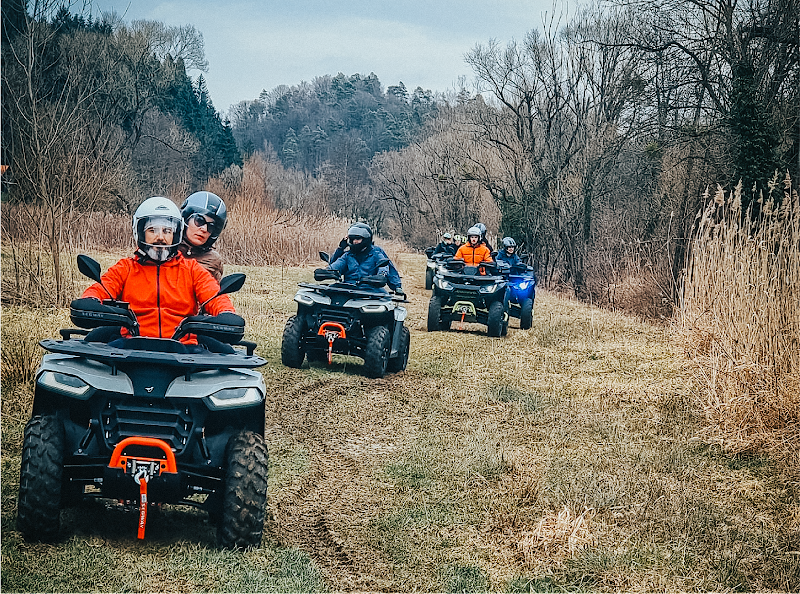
xmin=3 ymin=0 xmax=797 ymax=314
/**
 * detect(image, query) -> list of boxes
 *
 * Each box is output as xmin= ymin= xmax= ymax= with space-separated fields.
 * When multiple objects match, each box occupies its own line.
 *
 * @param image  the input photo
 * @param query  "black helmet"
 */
xmin=180 ymin=191 xmax=227 ymax=248
xmin=347 ymin=223 xmax=372 ymax=253
xmin=502 ymin=237 xmax=516 ymax=250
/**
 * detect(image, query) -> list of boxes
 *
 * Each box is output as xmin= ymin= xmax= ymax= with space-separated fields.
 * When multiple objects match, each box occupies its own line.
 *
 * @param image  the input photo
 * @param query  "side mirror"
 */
xmin=199 ymin=273 xmax=246 ymax=313
xmin=425 ymin=247 xmax=435 ymax=258
xmin=77 ymin=254 xmax=114 ymax=299
xmin=77 ymin=255 xmax=103 ymax=283
xmin=218 ymin=273 xmax=246 ymax=296
xmin=319 ymin=251 xmax=330 ymax=263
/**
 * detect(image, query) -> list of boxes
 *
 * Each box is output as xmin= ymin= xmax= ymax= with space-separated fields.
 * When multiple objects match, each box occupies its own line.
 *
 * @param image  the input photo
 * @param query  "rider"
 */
xmin=326 ymin=223 xmax=404 ymax=296
xmin=432 ymin=232 xmax=457 ymax=257
xmin=78 ymin=196 xmax=239 ymax=345
xmin=496 ymin=237 xmax=522 ymax=270
xmin=454 ymin=226 xmax=494 ymax=270
xmin=331 ymin=221 xmax=371 ymax=264
xmin=474 ymin=223 xmax=493 ymax=252
xmin=178 ymin=191 xmax=228 ymax=281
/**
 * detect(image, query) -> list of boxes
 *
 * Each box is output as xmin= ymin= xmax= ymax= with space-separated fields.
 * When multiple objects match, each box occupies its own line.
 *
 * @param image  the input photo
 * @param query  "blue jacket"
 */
xmin=329 ymin=244 xmax=403 ymax=292
xmin=496 ymin=250 xmax=522 ymax=269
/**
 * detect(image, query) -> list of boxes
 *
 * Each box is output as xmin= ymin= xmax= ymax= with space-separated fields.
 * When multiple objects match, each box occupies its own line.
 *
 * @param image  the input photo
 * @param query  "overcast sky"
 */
xmin=86 ymin=0 xmax=569 ymax=114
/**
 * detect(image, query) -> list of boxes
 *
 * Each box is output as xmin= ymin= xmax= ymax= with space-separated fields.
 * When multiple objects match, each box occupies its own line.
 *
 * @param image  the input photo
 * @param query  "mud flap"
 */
xmin=389 ymin=320 xmax=404 ymax=358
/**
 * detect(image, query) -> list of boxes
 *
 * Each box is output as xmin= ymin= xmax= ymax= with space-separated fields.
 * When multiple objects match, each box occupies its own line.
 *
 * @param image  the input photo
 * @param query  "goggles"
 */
xmin=188 ymin=213 xmax=219 ymax=234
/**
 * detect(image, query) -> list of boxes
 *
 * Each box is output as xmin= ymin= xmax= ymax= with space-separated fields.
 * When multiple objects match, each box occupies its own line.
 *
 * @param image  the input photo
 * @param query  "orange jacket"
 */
xmin=82 ymin=252 xmax=234 ymax=341
xmin=455 ymin=243 xmax=493 ymax=266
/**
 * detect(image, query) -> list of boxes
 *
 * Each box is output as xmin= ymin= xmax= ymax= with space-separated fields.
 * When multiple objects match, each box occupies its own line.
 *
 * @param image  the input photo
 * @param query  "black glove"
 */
xmin=213 ymin=312 xmax=245 ymax=327
xmin=71 ymin=297 xmax=121 ymax=314
xmin=338 ymin=238 xmax=348 ymax=249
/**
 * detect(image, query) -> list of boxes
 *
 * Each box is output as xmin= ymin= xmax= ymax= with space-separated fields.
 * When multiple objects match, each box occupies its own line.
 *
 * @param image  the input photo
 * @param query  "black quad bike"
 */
xmin=281 ymin=253 xmax=410 ymax=378
xmin=423 ymin=247 xmax=452 ymax=290
xmin=427 ymin=259 xmax=509 ymax=337
xmin=16 ymin=255 xmax=269 ymax=549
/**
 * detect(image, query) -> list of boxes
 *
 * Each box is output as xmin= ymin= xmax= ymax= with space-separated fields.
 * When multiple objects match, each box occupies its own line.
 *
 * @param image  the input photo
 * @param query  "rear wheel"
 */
xmin=487 ymin=301 xmax=504 ymax=337
xmin=281 ymin=315 xmax=306 ymax=368
xmin=17 ymin=415 xmax=64 ymax=541
xmin=387 ymin=326 xmax=410 ymax=373
xmin=427 ymin=296 xmax=444 ymax=332
xmin=520 ymin=298 xmax=534 ymax=330
xmin=425 ymin=268 xmax=434 ymax=290
xmin=217 ymin=431 xmax=269 ymax=549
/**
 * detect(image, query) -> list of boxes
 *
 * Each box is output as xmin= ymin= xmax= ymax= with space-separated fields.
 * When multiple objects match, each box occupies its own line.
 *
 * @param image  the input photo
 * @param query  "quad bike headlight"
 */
xmin=479 ymin=283 xmax=499 ymax=293
xmin=436 ymin=278 xmax=453 ymax=290
xmin=360 ymin=304 xmax=388 ymax=313
xmin=38 ymin=371 xmax=92 ymax=398
xmin=207 ymin=387 xmax=263 ymax=409
xmin=516 ymin=281 xmax=532 ymax=290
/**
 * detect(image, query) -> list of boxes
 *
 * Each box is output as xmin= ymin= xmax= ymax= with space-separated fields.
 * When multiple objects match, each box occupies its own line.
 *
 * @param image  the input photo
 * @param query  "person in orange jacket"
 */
xmin=79 ymin=197 xmax=238 ymax=345
xmin=454 ymin=226 xmax=494 ymax=268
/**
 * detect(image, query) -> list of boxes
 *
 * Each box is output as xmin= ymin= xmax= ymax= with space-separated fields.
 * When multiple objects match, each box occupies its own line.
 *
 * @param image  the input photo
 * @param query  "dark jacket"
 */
xmin=496 ymin=250 xmax=522 ymax=269
xmin=433 ymin=241 xmax=457 ymax=256
xmin=178 ymin=241 xmax=223 ymax=281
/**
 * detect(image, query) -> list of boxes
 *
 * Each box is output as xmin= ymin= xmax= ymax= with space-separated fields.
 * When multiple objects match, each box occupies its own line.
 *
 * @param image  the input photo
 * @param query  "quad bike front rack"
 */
xmin=318 ymin=322 xmax=347 ymax=364
xmin=108 ymin=437 xmax=177 ymax=539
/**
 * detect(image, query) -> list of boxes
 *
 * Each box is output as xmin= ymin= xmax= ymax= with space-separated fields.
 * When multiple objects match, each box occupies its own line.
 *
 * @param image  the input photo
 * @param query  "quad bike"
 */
xmin=499 ymin=262 xmax=537 ymax=330
xmin=427 ymin=259 xmax=509 ymax=337
xmin=281 ymin=253 xmax=410 ymax=378
xmin=16 ymin=255 xmax=268 ymax=549
xmin=423 ymin=247 xmax=452 ymax=290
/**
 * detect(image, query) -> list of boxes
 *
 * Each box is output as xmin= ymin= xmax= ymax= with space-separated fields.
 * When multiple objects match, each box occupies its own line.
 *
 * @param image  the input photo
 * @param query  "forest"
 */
xmin=2 ymin=0 xmax=798 ymax=315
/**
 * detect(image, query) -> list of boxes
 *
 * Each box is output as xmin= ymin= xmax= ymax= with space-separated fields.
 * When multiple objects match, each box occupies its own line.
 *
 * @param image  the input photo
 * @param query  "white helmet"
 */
xmin=132 ymin=197 xmax=184 ymax=262
xmin=467 ymin=226 xmax=482 ymax=238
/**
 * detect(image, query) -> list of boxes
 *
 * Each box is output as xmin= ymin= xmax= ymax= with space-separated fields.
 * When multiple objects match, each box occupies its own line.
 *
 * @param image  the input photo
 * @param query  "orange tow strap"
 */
xmin=318 ymin=322 xmax=346 ymax=364
xmin=137 ymin=476 xmax=148 ymax=539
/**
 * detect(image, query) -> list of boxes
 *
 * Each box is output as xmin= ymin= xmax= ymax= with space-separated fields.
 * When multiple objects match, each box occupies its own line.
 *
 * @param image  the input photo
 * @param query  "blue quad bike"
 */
xmin=16 ymin=255 xmax=269 ymax=548
xmin=281 ymin=253 xmax=410 ymax=378
xmin=427 ymin=259 xmax=509 ymax=337
xmin=500 ymin=262 xmax=537 ymax=330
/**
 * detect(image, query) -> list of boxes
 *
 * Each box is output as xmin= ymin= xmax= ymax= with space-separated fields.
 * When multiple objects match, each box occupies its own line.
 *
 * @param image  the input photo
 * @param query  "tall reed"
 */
xmin=679 ymin=174 xmax=799 ymax=472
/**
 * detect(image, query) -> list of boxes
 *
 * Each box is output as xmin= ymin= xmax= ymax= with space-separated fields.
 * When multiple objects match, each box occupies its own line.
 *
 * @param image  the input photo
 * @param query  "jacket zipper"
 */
xmin=156 ymin=264 xmax=162 ymax=337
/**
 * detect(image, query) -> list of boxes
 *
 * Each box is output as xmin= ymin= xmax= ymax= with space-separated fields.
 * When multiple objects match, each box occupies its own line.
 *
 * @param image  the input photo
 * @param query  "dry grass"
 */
xmin=679 ymin=176 xmax=800 ymax=478
xmin=2 ymin=250 xmax=798 ymax=591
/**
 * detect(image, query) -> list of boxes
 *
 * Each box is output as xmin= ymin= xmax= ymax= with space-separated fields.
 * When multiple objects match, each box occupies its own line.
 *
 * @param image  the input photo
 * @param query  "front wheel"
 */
xmin=427 ymin=296 xmax=444 ymax=332
xmin=364 ymin=325 xmax=391 ymax=378
xmin=17 ymin=415 xmax=64 ymax=541
xmin=520 ymin=297 xmax=534 ymax=330
xmin=217 ymin=431 xmax=269 ymax=549
xmin=425 ymin=267 xmax=434 ymax=290
xmin=487 ymin=301 xmax=504 ymax=337
xmin=387 ymin=326 xmax=410 ymax=373
xmin=281 ymin=315 xmax=306 ymax=368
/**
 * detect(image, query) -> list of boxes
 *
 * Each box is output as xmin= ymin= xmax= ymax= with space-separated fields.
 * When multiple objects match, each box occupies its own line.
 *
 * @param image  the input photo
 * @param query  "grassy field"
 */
xmin=2 ymin=252 xmax=798 ymax=592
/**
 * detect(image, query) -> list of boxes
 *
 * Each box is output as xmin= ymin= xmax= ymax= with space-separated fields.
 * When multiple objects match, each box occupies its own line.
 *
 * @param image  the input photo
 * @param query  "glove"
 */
xmin=213 ymin=312 xmax=245 ymax=327
xmin=339 ymin=238 xmax=348 ymax=249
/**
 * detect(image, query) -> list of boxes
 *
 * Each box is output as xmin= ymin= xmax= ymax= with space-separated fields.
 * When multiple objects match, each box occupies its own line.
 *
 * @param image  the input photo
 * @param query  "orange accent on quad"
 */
xmin=318 ymin=322 xmax=347 ymax=364
xmin=108 ymin=437 xmax=177 ymax=540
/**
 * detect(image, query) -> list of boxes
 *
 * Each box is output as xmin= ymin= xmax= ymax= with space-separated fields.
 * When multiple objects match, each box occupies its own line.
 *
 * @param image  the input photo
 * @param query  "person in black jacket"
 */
xmin=432 ymin=232 xmax=457 ymax=256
